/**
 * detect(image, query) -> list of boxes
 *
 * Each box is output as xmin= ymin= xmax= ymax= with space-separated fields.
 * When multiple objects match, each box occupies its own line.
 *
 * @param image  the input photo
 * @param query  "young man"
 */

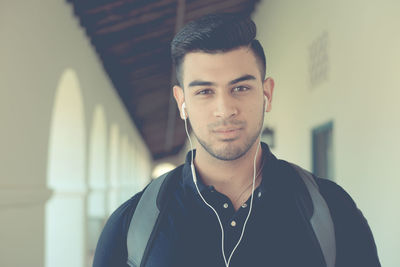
xmin=93 ymin=14 xmax=380 ymax=267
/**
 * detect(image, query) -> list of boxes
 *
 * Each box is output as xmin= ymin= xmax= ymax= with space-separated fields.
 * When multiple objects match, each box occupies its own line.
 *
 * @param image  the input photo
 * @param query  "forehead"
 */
xmin=181 ymin=47 xmax=261 ymax=87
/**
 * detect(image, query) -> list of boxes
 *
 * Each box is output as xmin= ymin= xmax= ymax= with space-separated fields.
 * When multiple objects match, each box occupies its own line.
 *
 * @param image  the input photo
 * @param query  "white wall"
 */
xmin=0 ymin=1 xmax=152 ymax=267
xmin=253 ymin=0 xmax=400 ymax=266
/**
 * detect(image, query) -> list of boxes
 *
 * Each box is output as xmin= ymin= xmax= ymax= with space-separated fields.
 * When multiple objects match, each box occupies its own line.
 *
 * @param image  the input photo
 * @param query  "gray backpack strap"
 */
xmin=290 ymin=163 xmax=336 ymax=267
xmin=126 ymin=172 xmax=169 ymax=267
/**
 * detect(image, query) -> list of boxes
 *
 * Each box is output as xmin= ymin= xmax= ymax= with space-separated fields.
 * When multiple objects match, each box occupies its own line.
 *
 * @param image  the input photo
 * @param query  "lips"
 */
xmin=212 ymin=128 xmax=242 ymax=139
xmin=213 ymin=128 xmax=241 ymax=133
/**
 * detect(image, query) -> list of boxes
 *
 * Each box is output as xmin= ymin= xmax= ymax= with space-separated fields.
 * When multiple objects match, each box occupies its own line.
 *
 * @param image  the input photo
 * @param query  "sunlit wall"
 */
xmin=0 ymin=1 xmax=152 ymax=267
xmin=253 ymin=1 xmax=400 ymax=266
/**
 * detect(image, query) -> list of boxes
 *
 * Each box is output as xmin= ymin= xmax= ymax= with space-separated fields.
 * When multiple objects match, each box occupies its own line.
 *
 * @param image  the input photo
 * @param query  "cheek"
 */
xmin=246 ymin=102 xmax=262 ymax=116
xmin=247 ymin=104 xmax=265 ymax=124
xmin=190 ymin=110 xmax=215 ymax=135
xmin=189 ymin=112 xmax=207 ymax=130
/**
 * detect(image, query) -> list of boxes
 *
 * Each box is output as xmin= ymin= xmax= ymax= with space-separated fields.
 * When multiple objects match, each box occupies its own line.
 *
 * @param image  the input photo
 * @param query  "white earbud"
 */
xmin=181 ymin=102 xmax=187 ymax=120
xmin=264 ymin=95 xmax=269 ymax=110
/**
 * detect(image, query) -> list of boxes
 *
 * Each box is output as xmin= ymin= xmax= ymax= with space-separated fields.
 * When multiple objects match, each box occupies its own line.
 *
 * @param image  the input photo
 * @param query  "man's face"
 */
xmin=174 ymin=47 xmax=274 ymax=161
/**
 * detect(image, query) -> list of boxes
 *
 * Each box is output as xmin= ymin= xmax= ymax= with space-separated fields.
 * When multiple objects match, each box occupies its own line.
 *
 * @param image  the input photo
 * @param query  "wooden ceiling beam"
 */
xmin=129 ymin=73 xmax=170 ymax=87
xmin=108 ymin=27 xmax=173 ymax=55
xmin=120 ymin=46 xmax=167 ymax=65
xmin=133 ymin=96 xmax=173 ymax=120
xmin=185 ymin=0 xmax=226 ymax=13
xmin=94 ymin=4 xmax=177 ymax=35
xmin=133 ymin=90 xmax=170 ymax=117
xmin=126 ymin=64 xmax=169 ymax=82
xmin=89 ymin=17 xmax=174 ymax=47
xmin=83 ymin=0 xmax=171 ymax=16
xmin=94 ymin=0 xmax=176 ymax=28
xmin=184 ymin=0 xmax=251 ymax=22
xmin=110 ymin=37 xmax=172 ymax=65
xmin=129 ymin=84 xmax=171 ymax=102
xmin=125 ymin=57 xmax=171 ymax=78
xmin=83 ymin=0 xmax=126 ymax=15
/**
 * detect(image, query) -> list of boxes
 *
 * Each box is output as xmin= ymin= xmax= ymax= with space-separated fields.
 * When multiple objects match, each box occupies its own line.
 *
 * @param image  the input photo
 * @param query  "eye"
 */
xmin=232 ymin=86 xmax=250 ymax=93
xmin=196 ymin=89 xmax=213 ymax=95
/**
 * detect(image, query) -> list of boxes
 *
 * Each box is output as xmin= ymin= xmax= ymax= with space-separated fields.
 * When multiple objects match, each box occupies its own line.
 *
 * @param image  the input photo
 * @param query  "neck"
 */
xmin=194 ymin=140 xmax=263 ymax=203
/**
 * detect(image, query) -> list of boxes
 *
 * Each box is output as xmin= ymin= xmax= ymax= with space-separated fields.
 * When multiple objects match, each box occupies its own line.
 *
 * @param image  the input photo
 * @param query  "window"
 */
xmin=312 ymin=121 xmax=334 ymax=180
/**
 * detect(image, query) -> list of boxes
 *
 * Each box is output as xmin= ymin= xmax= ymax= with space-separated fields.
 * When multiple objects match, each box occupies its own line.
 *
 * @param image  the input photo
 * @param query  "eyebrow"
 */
xmin=187 ymin=74 xmax=257 ymax=88
xmin=228 ymin=74 xmax=256 ymax=85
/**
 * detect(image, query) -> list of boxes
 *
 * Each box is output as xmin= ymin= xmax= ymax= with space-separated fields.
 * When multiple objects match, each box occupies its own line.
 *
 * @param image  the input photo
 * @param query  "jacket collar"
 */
xmin=182 ymin=142 xmax=277 ymax=196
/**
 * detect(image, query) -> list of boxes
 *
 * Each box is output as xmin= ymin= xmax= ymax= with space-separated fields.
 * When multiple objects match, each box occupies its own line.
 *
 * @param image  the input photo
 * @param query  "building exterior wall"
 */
xmin=253 ymin=1 xmax=400 ymax=266
xmin=0 ymin=1 xmax=152 ymax=266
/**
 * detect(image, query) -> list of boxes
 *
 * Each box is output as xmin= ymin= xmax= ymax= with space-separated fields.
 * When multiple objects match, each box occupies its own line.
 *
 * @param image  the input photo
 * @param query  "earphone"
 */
xmin=182 ymin=99 xmax=264 ymax=267
xmin=264 ymin=95 xmax=268 ymax=110
xmin=181 ymin=102 xmax=187 ymax=120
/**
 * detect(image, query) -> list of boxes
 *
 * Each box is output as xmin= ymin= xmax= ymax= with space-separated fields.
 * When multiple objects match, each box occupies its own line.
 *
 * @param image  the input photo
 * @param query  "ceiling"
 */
xmin=67 ymin=0 xmax=261 ymax=160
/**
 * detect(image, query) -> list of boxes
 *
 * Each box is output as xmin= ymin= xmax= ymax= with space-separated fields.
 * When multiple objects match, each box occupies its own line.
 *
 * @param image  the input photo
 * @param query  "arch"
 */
xmin=119 ymin=134 xmax=130 ymax=203
xmin=46 ymin=69 xmax=86 ymax=267
xmin=128 ymin=139 xmax=138 ymax=192
xmin=108 ymin=123 xmax=120 ymax=214
xmin=87 ymin=105 xmax=107 ymax=265
xmin=130 ymin=141 xmax=139 ymax=192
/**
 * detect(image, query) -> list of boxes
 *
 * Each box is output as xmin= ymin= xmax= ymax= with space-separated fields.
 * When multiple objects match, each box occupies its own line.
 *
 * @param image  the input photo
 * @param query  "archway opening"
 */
xmin=46 ymin=69 xmax=86 ymax=267
xmin=87 ymin=105 xmax=107 ymax=266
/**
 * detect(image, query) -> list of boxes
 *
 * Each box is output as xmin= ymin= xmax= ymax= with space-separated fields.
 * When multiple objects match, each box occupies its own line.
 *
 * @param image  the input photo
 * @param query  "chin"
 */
xmin=206 ymin=140 xmax=251 ymax=161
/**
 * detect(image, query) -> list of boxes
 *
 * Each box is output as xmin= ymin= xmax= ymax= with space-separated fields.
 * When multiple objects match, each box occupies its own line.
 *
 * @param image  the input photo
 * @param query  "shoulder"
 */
xmin=275 ymin=158 xmax=359 ymax=210
xmin=92 ymin=165 xmax=185 ymax=267
xmin=315 ymin=178 xmax=381 ymax=266
xmin=315 ymin=178 xmax=357 ymax=207
xmin=105 ymin=191 xmax=144 ymax=236
xmin=93 ymin=190 xmax=144 ymax=267
xmin=314 ymin=177 xmax=366 ymax=224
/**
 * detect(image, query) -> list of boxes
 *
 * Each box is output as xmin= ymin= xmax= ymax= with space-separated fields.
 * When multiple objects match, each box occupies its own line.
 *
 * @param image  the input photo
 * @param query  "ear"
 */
xmin=173 ymin=85 xmax=186 ymax=119
xmin=263 ymin=77 xmax=275 ymax=112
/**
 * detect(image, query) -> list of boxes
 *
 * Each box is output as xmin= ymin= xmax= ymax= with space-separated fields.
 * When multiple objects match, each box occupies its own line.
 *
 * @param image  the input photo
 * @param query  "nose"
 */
xmin=213 ymin=94 xmax=238 ymax=119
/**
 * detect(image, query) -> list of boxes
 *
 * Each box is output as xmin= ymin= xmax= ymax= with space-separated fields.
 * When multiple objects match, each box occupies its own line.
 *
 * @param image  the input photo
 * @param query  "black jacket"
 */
xmin=93 ymin=144 xmax=380 ymax=267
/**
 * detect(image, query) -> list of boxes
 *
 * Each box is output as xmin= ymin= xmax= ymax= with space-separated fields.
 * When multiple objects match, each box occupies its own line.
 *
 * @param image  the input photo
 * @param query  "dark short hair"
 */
xmin=171 ymin=13 xmax=266 ymax=86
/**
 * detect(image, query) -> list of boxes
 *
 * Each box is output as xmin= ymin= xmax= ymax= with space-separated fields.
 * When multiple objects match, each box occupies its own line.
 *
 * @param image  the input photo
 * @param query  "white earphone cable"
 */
xmin=183 ymin=113 xmax=261 ymax=267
